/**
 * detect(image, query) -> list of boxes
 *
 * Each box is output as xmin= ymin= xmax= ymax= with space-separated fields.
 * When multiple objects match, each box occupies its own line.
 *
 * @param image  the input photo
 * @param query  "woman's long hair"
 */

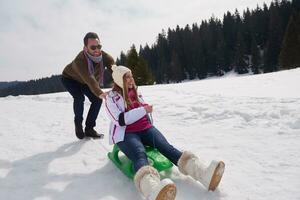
xmin=112 ymin=74 xmax=140 ymax=109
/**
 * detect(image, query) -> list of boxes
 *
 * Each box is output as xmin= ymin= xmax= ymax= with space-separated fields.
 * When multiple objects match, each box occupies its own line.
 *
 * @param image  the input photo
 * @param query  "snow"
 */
xmin=1 ymin=68 xmax=300 ymax=200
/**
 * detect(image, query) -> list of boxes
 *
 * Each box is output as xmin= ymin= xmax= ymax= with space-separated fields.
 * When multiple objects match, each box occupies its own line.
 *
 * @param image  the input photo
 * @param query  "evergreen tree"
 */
xmin=182 ymin=24 xmax=196 ymax=79
xmin=168 ymin=26 xmax=187 ymax=80
xmin=292 ymin=0 xmax=300 ymax=11
xmin=250 ymin=36 xmax=261 ymax=74
xmin=169 ymin=50 xmax=184 ymax=82
xmin=156 ymin=30 xmax=170 ymax=82
xmin=223 ymin=11 xmax=237 ymax=71
xmin=126 ymin=45 xmax=139 ymax=71
xmin=216 ymin=39 xmax=226 ymax=76
xmin=126 ymin=45 xmax=154 ymax=85
xmin=234 ymin=31 xmax=248 ymax=74
xmin=116 ymin=51 xmax=127 ymax=66
xmin=264 ymin=1 xmax=283 ymax=72
xmin=279 ymin=12 xmax=300 ymax=69
xmin=136 ymin=57 xmax=155 ymax=85
xmin=242 ymin=8 xmax=253 ymax=54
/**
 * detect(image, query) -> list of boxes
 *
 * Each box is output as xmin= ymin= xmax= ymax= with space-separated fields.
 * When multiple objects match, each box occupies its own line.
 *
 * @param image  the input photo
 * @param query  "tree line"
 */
xmin=0 ymin=71 xmax=114 ymax=97
xmin=117 ymin=0 xmax=300 ymax=84
xmin=1 ymin=0 xmax=299 ymax=97
xmin=0 ymin=75 xmax=65 ymax=97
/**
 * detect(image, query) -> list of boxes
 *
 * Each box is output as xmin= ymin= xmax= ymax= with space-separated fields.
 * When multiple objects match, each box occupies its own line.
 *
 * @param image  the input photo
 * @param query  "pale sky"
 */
xmin=0 ymin=0 xmax=273 ymax=81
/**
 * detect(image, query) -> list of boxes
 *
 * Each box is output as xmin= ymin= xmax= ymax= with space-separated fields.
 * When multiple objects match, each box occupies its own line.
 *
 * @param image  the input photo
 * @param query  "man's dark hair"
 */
xmin=83 ymin=32 xmax=99 ymax=46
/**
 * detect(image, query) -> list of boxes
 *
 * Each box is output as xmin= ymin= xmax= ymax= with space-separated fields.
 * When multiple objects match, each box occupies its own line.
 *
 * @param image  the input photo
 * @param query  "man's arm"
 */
xmin=73 ymin=57 xmax=104 ymax=97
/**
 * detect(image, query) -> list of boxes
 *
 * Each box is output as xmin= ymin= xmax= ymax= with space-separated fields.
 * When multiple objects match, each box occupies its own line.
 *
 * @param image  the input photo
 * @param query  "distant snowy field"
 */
xmin=1 ymin=68 xmax=300 ymax=200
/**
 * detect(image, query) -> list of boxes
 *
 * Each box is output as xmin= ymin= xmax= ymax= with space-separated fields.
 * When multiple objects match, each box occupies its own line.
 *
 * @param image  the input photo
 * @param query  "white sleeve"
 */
xmin=124 ymin=107 xmax=147 ymax=125
xmin=105 ymin=95 xmax=147 ymax=126
xmin=105 ymin=96 xmax=122 ymax=126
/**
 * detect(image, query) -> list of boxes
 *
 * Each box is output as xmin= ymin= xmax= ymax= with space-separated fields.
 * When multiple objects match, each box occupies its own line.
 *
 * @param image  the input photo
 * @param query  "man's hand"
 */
xmin=99 ymin=92 xmax=108 ymax=100
xmin=144 ymin=105 xmax=153 ymax=113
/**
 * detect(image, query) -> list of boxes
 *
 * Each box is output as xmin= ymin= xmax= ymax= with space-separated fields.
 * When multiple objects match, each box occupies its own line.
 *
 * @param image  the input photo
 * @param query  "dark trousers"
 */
xmin=117 ymin=126 xmax=183 ymax=172
xmin=61 ymin=76 xmax=102 ymax=129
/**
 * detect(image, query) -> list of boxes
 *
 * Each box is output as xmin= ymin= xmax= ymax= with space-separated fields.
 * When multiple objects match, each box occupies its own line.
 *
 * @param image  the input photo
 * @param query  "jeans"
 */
xmin=117 ymin=126 xmax=183 ymax=172
xmin=61 ymin=76 xmax=102 ymax=129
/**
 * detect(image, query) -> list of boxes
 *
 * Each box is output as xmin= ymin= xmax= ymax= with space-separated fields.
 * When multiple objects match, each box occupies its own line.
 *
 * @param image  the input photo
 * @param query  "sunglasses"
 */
xmin=89 ymin=44 xmax=102 ymax=50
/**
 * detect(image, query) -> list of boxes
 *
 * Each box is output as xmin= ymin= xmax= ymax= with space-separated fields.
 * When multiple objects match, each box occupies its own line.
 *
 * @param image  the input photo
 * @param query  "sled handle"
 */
xmin=111 ymin=145 xmax=122 ymax=165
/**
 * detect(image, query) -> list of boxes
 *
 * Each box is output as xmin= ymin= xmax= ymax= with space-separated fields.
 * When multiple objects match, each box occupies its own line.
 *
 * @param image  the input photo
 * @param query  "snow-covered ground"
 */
xmin=1 ymin=68 xmax=300 ymax=200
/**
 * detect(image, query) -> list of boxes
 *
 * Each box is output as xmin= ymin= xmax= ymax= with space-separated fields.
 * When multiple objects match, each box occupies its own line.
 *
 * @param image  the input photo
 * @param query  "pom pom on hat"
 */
xmin=112 ymin=65 xmax=131 ymax=89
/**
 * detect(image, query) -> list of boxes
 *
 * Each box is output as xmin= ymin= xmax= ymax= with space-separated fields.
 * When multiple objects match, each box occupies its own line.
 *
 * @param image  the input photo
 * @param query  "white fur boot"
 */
xmin=134 ymin=165 xmax=177 ymax=200
xmin=177 ymin=151 xmax=225 ymax=191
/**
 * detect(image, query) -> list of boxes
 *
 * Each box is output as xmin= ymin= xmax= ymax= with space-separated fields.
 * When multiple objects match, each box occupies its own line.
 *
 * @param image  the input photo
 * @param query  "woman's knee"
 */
xmin=135 ymin=150 xmax=148 ymax=160
xmin=133 ymin=151 xmax=149 ymax=172
xmin=123 ymin=145 xmax=147 ymax=165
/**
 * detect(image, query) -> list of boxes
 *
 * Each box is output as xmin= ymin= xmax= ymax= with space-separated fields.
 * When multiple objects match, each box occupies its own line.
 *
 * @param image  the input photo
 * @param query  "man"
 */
xmin=62 ymin=32 xmax=114 ymax=139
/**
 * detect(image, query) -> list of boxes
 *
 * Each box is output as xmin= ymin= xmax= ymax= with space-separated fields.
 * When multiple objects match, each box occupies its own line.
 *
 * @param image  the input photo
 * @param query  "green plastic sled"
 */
xmin=108 ymin=145 xmax=173 ymax=179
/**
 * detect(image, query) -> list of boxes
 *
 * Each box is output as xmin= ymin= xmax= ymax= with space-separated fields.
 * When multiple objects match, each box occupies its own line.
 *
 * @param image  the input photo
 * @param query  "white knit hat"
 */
xmin=111 ymin=65 xmax=131 ymax=89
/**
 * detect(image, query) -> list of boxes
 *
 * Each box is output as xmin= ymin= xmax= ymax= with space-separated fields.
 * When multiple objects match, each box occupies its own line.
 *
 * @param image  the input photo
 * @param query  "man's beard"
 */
xmin=86 ymin=51 xmax=103 ymax=63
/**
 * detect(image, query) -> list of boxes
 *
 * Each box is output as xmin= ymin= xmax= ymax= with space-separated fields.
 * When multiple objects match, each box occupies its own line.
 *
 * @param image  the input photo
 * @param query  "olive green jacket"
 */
xmin=62 ymin=50 xmax=114 ymax=97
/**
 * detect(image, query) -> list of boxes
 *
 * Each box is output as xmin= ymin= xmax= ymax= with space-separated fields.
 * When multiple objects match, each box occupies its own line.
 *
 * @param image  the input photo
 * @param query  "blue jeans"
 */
xmin=117 ymin=126 xmax=183 ymax=172
xmin=61 ymin=77 xmax=102 ymax=129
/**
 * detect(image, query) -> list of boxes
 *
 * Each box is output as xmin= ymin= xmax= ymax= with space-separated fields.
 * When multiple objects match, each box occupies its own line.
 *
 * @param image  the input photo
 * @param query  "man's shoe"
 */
xmin=75 ymin=124 xmax=85 ymax=139
xmin=84 ymin=128 xmax=104 ymax=139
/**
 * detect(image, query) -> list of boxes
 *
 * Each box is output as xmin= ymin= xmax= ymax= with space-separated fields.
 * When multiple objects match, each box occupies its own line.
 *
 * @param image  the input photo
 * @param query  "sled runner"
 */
xmin=108 ymin=145 xmax=173 ymax=179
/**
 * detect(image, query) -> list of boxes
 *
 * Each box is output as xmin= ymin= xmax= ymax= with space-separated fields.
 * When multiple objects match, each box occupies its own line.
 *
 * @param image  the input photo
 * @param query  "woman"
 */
xmin=105 ymin=65 xmax=225 ymax=200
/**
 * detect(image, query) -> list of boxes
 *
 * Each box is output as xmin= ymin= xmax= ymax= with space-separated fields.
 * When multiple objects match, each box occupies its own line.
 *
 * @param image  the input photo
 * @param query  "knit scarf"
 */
xmin=83 ymin=50 xmax=105 ymax=87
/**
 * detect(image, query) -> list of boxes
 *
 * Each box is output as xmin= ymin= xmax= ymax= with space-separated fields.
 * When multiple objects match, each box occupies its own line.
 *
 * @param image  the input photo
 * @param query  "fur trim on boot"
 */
xmin=134 ymin=165 xmax=177 ymax=200
xmin=177 ymin=151 xmax=225 ymax=191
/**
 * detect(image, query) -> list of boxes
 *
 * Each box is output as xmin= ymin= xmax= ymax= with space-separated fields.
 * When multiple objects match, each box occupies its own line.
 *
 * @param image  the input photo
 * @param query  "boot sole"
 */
xmin=156 ymin=183 xmax=177 ymax=200
xmin=208 ymin=161 xmax=225 ymax=191
xmin=75 ymin=132 xmax=85 ymax=139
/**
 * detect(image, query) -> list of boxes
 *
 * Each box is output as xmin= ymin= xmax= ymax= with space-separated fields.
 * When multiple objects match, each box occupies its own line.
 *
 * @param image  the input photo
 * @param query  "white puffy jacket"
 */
xmin=105 ymin=90 xmax=148 ymax=144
